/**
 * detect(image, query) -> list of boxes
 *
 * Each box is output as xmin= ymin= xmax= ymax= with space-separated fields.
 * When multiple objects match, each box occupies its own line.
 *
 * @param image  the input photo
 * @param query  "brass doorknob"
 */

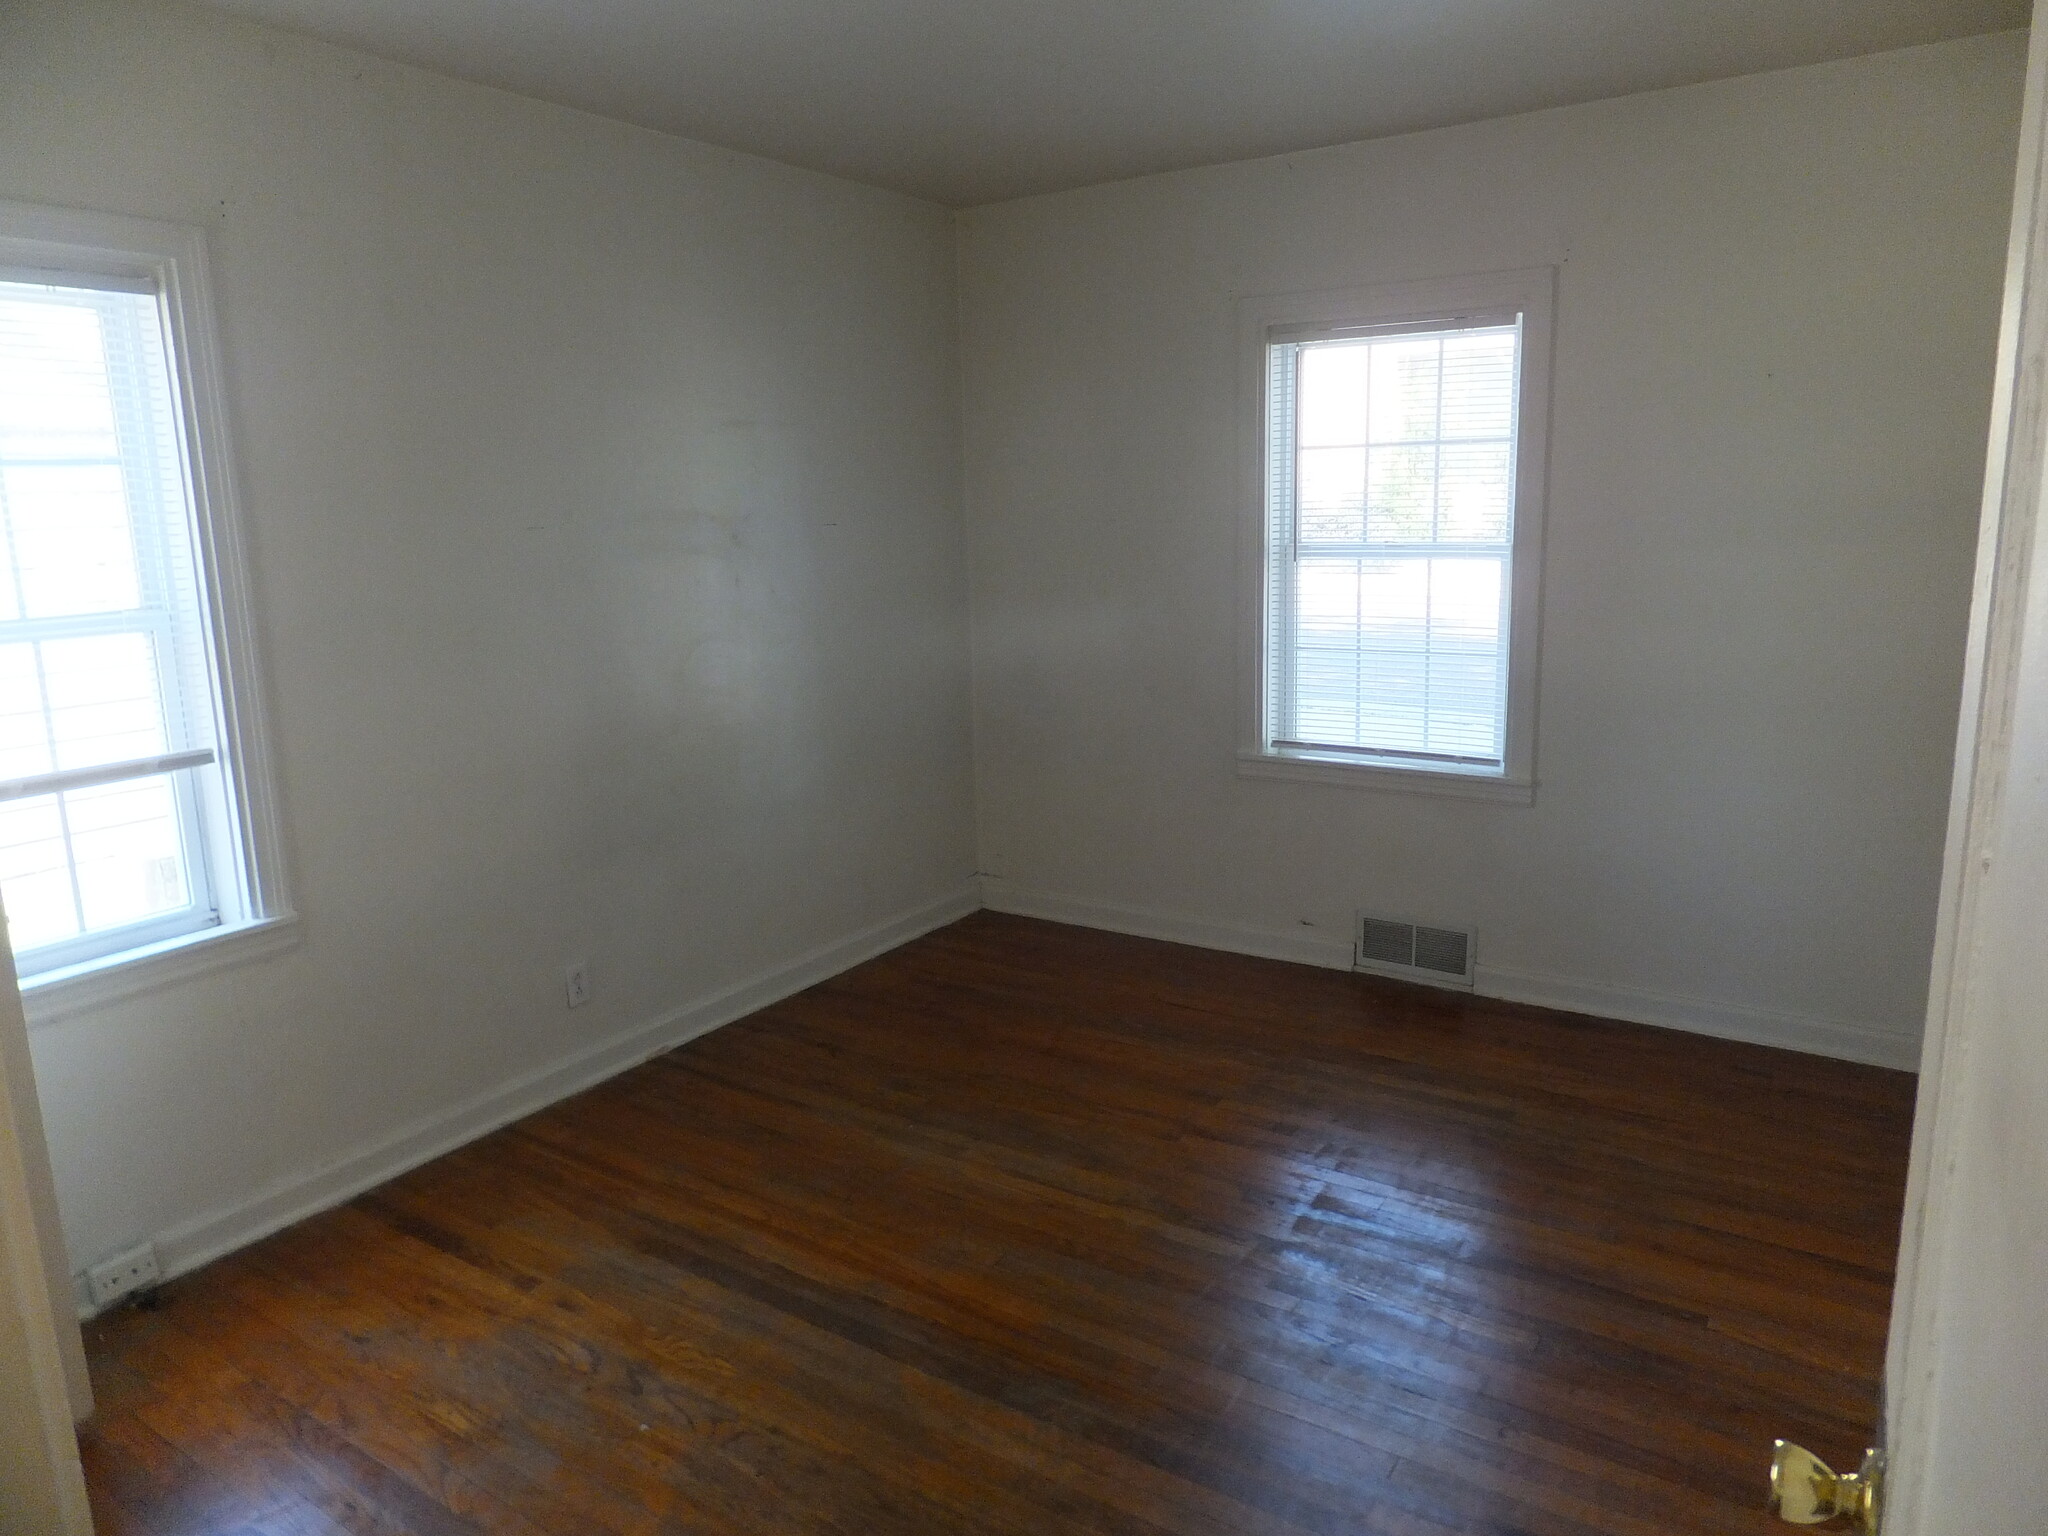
xmin=1770 ymin=1441 xmax=1883 ymax=1532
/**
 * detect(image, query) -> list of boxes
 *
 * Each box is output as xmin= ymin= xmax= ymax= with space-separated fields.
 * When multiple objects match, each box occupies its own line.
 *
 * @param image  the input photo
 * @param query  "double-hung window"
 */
xmin=1240 ymin=270 xmax=1552 ymax=802
xmin=0 ymin=201 xmax=288 ymax=1002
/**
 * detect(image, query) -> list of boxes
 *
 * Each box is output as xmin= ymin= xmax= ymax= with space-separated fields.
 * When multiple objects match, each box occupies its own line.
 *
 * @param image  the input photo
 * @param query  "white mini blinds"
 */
xmin=1265 ymin=315 xmax=1522 ymax=768
xmin=1242 ymin=266 xmax=1555 ymax=805
xmin=0 ymin=275 xmax=229 ymax=970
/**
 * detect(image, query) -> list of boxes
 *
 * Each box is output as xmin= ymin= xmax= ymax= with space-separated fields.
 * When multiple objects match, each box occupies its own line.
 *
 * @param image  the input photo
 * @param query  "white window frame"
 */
xmin=0 ymin=200 xmax=294 ymax=1022
xmin=1236 ymin=268 xmax=1554 ymax=805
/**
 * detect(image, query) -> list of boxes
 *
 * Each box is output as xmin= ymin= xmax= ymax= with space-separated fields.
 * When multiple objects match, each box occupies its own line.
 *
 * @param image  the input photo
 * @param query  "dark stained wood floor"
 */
xmin=78 ymin=912 xmax=1917 ymax=1536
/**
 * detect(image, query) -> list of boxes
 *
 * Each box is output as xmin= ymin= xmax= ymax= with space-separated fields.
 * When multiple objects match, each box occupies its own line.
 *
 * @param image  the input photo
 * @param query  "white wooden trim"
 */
xmin=1235 ymin=267 xmax=1554 ymax=801
xmin=20 ymin=914 xmax=299 ymax=1027
xmin=1236 ymin=748 xmax=1536 ymax=803
xmin=1474 ymin=961 xmax=1919 ymax=1072
xmin=1881 ymin=8 xmax=2048 ymax=1530
xmin=71 ymin=884 xmax=978 ymax=1316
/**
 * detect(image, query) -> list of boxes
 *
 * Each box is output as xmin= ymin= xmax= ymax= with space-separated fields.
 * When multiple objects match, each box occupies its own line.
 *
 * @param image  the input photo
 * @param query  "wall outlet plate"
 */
xmin=86 ymin=1241 xmax=161 ymax=1309
xmin=565 ymin=961 xmax=591 ymax=1008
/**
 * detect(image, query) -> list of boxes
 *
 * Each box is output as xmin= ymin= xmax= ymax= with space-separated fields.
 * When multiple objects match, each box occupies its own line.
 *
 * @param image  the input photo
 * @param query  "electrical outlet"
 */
xmin=87 ymin=1242 xmax=161 ymax=1310
xmin=565 ymin=961 xmax=591 ymax=1009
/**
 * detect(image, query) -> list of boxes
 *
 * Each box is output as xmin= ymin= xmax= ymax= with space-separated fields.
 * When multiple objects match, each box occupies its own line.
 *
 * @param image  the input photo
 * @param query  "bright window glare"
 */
xmin=0 ymin=300 xmax=120 ymax=461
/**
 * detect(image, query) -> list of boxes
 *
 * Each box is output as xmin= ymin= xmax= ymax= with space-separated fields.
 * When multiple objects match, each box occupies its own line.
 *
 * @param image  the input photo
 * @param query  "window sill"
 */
xmin=20 ymin=914 xmax=300 ymax=1028
xmin=1236 ymin=749 xmax=1536 ymax=804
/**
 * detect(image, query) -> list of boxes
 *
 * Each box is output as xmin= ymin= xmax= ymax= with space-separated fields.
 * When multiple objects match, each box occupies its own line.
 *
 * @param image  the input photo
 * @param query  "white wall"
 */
xmin=0 ymin=0 xmax=976 ymax=1289
xmin=959 ymin=34 xmax=2026 ymax=1069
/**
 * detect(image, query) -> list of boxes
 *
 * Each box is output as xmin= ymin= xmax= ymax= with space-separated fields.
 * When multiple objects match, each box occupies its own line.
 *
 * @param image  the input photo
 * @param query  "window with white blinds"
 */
xmin=1243 ymin=272 xmax=1551 ymax=800
xmin=0 ymin=200 xmax=287 ymax=989
xmin=1268 ymin=317 xmax=1519 ymax=764
xmin=0 ymin=278 xmax=225 ymax=969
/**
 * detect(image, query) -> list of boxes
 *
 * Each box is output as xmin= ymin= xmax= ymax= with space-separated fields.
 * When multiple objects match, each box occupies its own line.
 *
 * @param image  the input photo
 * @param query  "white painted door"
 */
xmin=1881 ymin=6 xmax=2048 ymax=1533
xmin=0 ymin=933 xmax=92 ymax=1534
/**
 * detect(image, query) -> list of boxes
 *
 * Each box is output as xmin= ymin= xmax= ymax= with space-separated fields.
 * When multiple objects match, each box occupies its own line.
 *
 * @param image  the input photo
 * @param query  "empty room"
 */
xmin=2 ymin=0 xmax=2046 ymax=1532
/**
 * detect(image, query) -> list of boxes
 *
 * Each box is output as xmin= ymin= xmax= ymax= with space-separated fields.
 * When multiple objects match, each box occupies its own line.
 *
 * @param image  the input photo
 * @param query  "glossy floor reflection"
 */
xmin=78 ymin=911 xmax=1914 ymax=1535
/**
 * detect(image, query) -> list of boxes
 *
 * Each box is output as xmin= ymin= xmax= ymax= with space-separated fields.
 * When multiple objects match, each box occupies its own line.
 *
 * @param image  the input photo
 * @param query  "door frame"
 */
xmin=1883 ymin=5 xmax=2048 ymax=1531
xmin=0 ymin=934 xmax=94 ymax=1534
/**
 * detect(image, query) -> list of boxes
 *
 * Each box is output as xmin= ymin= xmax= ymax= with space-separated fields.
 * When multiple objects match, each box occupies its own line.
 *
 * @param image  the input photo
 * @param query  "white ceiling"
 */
xmin=200 ymin=0 xmax=2027 ymax=205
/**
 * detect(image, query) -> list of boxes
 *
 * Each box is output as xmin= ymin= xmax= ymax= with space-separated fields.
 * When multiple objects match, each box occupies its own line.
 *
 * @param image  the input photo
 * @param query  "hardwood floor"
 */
xmin=78 ymin=912 xmax=1916 ymax=1536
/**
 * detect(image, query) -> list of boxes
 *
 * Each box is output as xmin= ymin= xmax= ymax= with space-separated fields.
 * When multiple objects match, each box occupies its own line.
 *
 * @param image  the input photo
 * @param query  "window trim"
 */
xmin=1236 ymin=268 xmax=1554 ymax=804
xmin=0 ymin=199 xmax=294 ymax=1016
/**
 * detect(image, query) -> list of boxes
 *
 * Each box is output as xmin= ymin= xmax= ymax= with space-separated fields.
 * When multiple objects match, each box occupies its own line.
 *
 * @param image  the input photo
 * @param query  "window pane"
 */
xmin=1290 ymin=555 xmax=1504 ymax=759
xmin=1437 ymin=440 xmax=1512 ymax=544
xmin=41 ymin=633 xmax=166 ymax=769
xmin=1419 ymin=558 xmax=1506 ymax=757
xmin=1367 ymin=338 xmax=1441 ymax=443
xmin=1440 ymin=331 xmax=1516 ymax=438
xmin=1297 ymin=343 xmax=1369 ymax=447
xmin=1354 ymin=558 xmax=1432 ymax=751
xmin=0 ymin=795 xmax=77 ymax=951
xmin=1366 ymin=444 xmax=1435 ymax=543
xmin=0 ymin=643 xmax=49 ymax=781
xmin=0 ymin=296 xmax=118 ymax=462
xmin=65 ymin=775 xmax=191 ymax=932
xmin=3 ymin=463 xmax=143 ymax=617
xmin=1298 ymin=446 xmax=1364 ymax=542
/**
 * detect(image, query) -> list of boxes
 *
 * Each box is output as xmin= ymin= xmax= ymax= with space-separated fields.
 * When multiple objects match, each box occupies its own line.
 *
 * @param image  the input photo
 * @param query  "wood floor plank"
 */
xmin=79 ymin=912 xmax=1914 ymax=1534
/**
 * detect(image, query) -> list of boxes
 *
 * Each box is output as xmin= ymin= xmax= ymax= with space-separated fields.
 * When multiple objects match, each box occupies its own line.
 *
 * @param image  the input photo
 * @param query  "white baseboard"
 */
xmin=979 ymin=878 xmax=1357 ymax=970
xmin=979 ymin=880 xmax=1920 ymax=1072
xmin=78 ymin=883 xmax=980 ymax=1317
xmin=1473 ymin=962 xmax=1920 ymax=1072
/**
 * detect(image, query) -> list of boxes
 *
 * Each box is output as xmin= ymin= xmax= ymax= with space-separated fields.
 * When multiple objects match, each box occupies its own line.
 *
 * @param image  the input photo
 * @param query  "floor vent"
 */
xmin=1355 ymin=915 xmax=1476 ymax=988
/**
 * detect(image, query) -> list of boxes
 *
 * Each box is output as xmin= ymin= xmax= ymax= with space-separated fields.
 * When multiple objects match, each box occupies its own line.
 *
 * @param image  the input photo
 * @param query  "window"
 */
xmin=1239 ymin=270 xmax=1552 ymax=802
xmin=0 ymin=200 xmax=289 ymax=1005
